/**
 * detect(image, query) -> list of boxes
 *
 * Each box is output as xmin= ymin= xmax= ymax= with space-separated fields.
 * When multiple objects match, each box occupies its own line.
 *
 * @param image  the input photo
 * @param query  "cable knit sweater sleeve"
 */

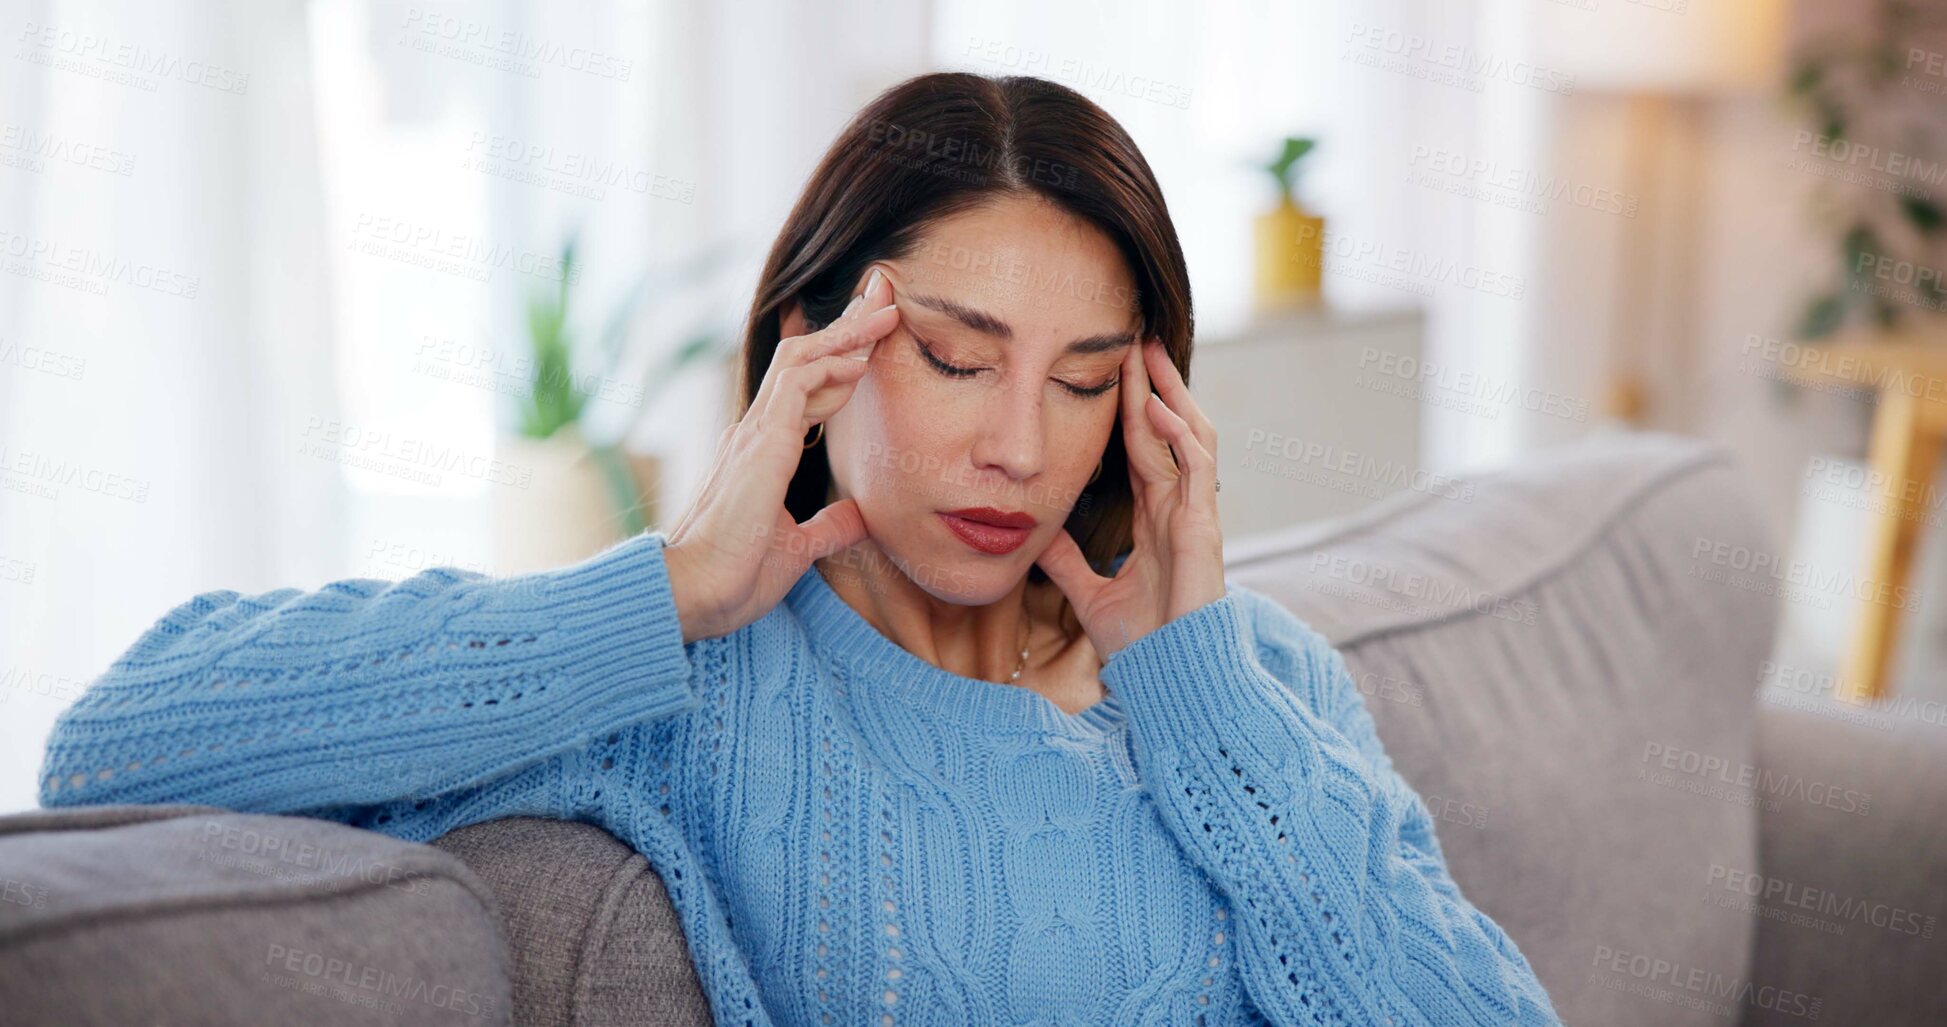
xmin=1102 ymin=585 xmax=1563 ymax=1027
xmin=38 ymin=532 xmax=699 ymax=826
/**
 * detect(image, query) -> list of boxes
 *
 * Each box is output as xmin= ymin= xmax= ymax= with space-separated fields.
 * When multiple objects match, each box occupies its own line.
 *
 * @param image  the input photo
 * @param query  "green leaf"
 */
xmin=1788 ymin=59 xmax=1822 ymax=97
xmin=1900 ymin=195 xmax=1945 ymax=234
xmin=1871 ymin=46 xmax=1900 ymax=81
xmin=1842 ymin=224 xmax=1880 ymax=285
xmin=1797 ymin=293 xmax=1847 ymax=339
xmin=514 ymin=235 xmax=588 ymax=440
xmin=1263 ymin=136 xmax=1317 ymax=201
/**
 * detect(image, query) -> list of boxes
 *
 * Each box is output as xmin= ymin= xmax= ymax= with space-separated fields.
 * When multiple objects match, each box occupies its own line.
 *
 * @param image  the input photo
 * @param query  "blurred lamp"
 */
xmin=1529 ymin=0 xmax=1787 ymax=95
xmin=1529 ymin=0 xmax=1787 ymax=425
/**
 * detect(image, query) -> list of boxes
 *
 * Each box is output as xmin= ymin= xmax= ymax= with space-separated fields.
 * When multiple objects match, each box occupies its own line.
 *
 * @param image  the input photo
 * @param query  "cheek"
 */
xmin=1054 ymin=401 xmax=1118 ymax=476
xmin=830 ymin=363 xmax=962 ymax=504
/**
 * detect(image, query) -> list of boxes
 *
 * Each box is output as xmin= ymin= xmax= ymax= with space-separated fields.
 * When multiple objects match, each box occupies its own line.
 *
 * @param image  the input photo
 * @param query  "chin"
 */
xmin=876 ymin=516 xmax=1038 ymax=606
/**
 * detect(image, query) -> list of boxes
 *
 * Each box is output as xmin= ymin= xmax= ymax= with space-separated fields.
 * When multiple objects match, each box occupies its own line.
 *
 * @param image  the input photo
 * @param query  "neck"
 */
xmin=813 ymin=537 xmax=1072 ymax=686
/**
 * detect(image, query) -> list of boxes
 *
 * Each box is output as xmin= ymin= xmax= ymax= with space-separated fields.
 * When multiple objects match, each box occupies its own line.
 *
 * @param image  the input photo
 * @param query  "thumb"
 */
xmin=1032 ymin=528 xmax=1100 ymax=610
xmin=797 ymin=497 xmax=868 ymax=560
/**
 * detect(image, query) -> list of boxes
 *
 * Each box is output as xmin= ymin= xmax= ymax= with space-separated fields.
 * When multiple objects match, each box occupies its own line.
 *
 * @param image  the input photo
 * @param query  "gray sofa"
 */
xmin=3 ymin=432 xmax=1941 ymax=1026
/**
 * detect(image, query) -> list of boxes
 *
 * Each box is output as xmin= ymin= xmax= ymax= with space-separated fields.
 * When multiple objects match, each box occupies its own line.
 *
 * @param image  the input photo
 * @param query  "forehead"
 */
xmin=892 ymin=195 xmax=1142 ymax=338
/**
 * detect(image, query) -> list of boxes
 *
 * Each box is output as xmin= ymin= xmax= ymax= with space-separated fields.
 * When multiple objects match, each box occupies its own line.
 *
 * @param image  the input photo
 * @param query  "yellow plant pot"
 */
xmin=1254 ymin=197 xmax=1324 ymax=311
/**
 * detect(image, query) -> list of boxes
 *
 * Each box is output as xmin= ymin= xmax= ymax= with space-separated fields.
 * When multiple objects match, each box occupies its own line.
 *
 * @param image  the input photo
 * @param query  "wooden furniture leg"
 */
xmin=1839 ymin=386 xmax=1943 ymax=703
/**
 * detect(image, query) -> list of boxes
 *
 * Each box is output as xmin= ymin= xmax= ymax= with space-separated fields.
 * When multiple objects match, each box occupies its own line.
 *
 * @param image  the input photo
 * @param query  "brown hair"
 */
xmin=736 ymin=72 xmax=1194 ymax=580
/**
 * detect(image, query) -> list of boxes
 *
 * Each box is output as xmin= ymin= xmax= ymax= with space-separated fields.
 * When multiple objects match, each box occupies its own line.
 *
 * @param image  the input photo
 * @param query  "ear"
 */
xmin=780 ymin=296 xmax=811 ymax=339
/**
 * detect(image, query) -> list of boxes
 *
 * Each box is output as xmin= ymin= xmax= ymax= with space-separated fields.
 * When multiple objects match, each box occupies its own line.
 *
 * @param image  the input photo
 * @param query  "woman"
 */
xmin=39 ymin=73 xmax=1561 ymax=1026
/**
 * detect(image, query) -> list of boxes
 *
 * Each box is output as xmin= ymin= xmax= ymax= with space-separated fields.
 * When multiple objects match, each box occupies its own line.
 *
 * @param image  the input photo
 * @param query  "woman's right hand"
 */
xmin=663 ymin=266 xmax=900 ymax=642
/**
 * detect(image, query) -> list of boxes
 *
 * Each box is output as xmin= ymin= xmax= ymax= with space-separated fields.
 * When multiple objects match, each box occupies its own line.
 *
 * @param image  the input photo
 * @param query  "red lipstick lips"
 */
xmin=937 ymin=507 xmax=1038 ymax=555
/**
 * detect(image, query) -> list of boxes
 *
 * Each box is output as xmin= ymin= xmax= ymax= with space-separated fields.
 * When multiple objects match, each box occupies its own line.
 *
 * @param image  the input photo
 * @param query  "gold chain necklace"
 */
xmin=1009 ymin=586 xmax=1032 ymax=683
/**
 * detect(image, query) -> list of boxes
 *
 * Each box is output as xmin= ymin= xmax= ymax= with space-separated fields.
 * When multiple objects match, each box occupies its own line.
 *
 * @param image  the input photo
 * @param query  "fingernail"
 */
xmin=843 ymin=293 xmax=863 ymax=317
xmin=865 ymin=267 xmax=885 ymax=297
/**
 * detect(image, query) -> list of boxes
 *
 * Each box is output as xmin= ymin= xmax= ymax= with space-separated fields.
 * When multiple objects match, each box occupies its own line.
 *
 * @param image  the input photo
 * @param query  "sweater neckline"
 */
xmin=786 ymin=562 xmax=1128 ymax=740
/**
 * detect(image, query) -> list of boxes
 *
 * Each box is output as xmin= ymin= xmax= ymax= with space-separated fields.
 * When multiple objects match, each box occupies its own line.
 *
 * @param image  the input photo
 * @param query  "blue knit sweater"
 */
xmin=39 ymin=531 xmax=1560 ymax=1026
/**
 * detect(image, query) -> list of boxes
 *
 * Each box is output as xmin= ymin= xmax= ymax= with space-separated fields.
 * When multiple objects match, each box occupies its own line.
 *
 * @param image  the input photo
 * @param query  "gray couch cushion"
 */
xmin=1743 ymin=698 xmax=1947 ymax=1026
xmin=0 ymin=804 xmax=512 ymax=1026
xmin=432 ymin=817 xmax=711 ymax=1027
xmin=1224 ymin=432 xmax=1777 ymax=1027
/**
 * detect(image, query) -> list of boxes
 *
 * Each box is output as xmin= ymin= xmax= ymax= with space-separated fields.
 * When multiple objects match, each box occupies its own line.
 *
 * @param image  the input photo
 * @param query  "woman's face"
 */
xmin=805 ymin=194 xmax=1142 ymax=605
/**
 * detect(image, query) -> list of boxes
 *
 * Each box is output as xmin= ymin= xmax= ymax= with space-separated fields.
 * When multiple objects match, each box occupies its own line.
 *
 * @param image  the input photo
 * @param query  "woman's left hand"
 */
xmin=1034 ymin=336 xmax=1227 ymax=660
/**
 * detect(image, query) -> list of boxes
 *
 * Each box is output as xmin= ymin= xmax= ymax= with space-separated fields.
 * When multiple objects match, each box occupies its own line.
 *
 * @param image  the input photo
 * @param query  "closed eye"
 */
xmin=1062 ymin=375 xmax=1120 ymax=398
xmin=914 ymin=334 xmax=981 ymax=379
xmin=914 ymin=334 xmax=1119 ymax=398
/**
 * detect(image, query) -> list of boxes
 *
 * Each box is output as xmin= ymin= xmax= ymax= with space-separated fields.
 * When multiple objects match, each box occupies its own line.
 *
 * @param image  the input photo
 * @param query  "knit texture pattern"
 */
xmin=39 ymin=531 xmax=1561 ymax=1027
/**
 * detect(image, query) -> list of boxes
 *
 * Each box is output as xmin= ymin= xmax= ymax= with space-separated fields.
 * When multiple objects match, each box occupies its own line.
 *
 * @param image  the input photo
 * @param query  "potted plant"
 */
xmin=1252 ymin=136 xmax=1324 ymax=311
xmin=494 ymin=234 xmax=736 ymax=574
xmin=1787 ymin=2 xmax=1947 ymax=340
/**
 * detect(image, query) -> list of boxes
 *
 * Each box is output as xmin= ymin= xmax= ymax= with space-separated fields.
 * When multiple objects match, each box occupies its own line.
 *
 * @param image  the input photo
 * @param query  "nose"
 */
xmin=967 ymin=370 xmax=1045 ymax=485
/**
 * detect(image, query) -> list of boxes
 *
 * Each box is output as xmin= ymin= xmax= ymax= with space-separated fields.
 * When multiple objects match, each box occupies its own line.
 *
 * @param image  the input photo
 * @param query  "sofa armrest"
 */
xmin=1740 ymin=698 xmax=1947 ymax=1026
xmin=0 ymin=804 xmax=511 ymax=1026
xmin=431 ymin=817 xmax=711 ymax=1027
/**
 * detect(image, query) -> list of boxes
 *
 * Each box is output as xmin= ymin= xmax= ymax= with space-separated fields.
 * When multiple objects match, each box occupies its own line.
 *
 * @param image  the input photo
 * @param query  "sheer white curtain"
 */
xmin=630 ymin=0 xmax=938 ymax=521
xmin=0 ymin=0 xmax=342 ymax=812
xmin=0 ymin=0 xmax=942 ymax=813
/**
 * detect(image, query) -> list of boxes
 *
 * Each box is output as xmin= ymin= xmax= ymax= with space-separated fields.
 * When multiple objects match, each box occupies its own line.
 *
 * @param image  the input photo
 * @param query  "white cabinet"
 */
xmin=1188 ymin=306 xmax=1428 ymax=540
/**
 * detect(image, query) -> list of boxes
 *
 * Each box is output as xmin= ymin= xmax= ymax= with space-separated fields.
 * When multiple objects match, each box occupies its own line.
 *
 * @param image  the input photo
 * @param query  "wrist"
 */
xmin=662 ymin=538 xmax=727 ymax=644
xmin=661 ymin=540 xmax=705 ymax=644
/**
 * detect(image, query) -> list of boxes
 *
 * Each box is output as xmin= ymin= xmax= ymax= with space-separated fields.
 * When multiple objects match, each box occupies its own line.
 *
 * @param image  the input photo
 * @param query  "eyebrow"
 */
xmin=904 ymin=292 xmax=1137 ymax=355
